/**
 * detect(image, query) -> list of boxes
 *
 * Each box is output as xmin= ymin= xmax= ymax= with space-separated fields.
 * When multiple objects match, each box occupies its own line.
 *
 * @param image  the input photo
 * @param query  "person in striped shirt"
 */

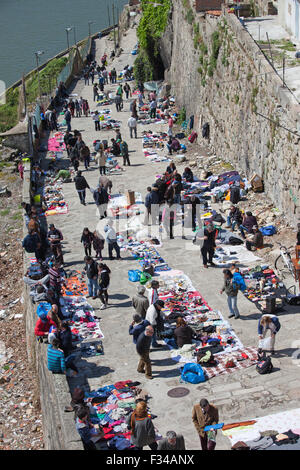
xmin=47 ymin=338 xmax=66 ymax=374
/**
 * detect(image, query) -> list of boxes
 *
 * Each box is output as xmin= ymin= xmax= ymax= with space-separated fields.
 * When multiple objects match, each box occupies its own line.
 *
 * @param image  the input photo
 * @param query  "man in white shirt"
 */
xmin=104 ymin=223 xmax=121 ymax=260
xmin=127 ymin=115 xmax=137 ymax=138
xmin=145 ymin=300 xmax=165 ymax=348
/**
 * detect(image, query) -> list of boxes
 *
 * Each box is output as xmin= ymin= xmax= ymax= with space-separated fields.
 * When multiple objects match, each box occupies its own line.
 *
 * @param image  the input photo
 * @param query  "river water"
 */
xmin=0 ymin=0 xmax=128 ymax=88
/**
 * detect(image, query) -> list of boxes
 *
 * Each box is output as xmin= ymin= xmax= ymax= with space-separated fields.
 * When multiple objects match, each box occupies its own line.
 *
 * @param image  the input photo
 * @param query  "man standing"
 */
xmin=74 ymin=170 xmax=90 ymax=205
xmin=120 ymin=140 xmax=130 ymax=166
xmin=136 ymin=325 xmax=154 ymax=380
xmin=104 ymin=222 xmax=121 ymax=260
xmin=199 ymin=223 xmax=217 ymax=269
xmin=192 ymin=399 xmax=219 ymax=450
xmin=93 ymin=186 xmax=109 ymax=219
xmin=64 ymin=108 xmax=71 ymax=132
xmin=145 ymin=299 xmax=165 ymax=348
xmin=47 ymin=224 xmax=64 ymax=264
xmin=128 ymin=115 xmax=137 ymax=139
xmin=84 ymin=256 xmax=98 ymax=299
xmin=149 ymin=99 xmax=157 ymax=119
xmin=132 ymin=285 xmax=149 ymax=319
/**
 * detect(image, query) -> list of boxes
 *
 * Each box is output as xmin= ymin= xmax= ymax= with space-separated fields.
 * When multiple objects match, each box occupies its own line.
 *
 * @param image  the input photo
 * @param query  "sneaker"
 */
xmin=203 ymin=265 xmax=208 ymax=269
xmin=137 ymin=370 xmax=145 ymax=374
xmin=145 ymin=375 xmax=153 ymax=380
xmin=92 ymin=296 xmax=98 ymax=300
xmin=228 ymin=314 xmax=235 ymax=318
xmin=235 ymin=315 xmax=240 ymax=319
xmin=100 ymin=304 xmax=106 ymax=310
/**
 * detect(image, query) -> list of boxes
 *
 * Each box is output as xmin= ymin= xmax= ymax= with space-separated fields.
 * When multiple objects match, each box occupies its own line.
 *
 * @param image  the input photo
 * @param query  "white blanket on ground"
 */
xmin=214 ymin=245 xmax=261 ymax=266
xmin=223 ymin=408 xmax=300 ymax=445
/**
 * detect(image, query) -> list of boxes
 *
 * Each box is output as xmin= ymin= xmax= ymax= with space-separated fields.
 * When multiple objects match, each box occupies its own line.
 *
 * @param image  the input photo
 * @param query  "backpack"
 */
xmin=188 ymin=131 xmax=198 ymax=143
xmin=230 ymin=186 xmax=240 ymax=204
xmin=256 ymin=353 xmax=273 ymax=374
xmin=259 ymin=225 xmax=276 ymax=236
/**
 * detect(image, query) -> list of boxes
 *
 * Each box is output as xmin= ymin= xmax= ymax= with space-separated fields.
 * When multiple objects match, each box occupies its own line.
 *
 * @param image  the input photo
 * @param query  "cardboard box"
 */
xmin=250 ymin=174 xmax=264 ymax=192
xmin=126 ymin=190 xmax=135 ymax=206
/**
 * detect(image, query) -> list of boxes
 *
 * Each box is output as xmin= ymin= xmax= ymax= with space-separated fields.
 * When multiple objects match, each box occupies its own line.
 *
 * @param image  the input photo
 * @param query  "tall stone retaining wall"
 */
xmin=160 ymin=0 xmax=300 ymax=225
xmin=22 ymin=164 xmax=83 ymax=450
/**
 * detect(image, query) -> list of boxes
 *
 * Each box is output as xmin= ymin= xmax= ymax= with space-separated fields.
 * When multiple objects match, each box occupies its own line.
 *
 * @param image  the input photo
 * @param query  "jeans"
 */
xmin=84 ymin=244 xmax=92 ymax=257
xmin=227 ymin=216 xmax=237 ymax=231
xmin=65 ymin=354 xmax=78 ymax=373
xmin=129 ymin=126 xmax=137 ymax=138
xmin=108 ymin=241 xmax=120 ymax=259
xmin=122 ymin=154 xmax=130 ymax=166
xmin=66 ymin=121 xmax=71 ymax=132
xmin=94 ymin=121 xmax=100 ymax=131
xmin=227 ymin=295 xmax=240 ymax=318
xmin=77 ymin=189 xmax=86 ymax=204
xmin=99 ymin=288 xmax=108 ymax=305
xmin=150 ymin=108 xmax=156 ymax=118
xmin=239 ymin=224 xmax=249 ymax=239
xmin=151 ymin=328 xmax=160 ymax=347
xmin=88 ymin=278 xmax=98 ymax=297
xmin=99 ymin=166 xmax=106 ymax=175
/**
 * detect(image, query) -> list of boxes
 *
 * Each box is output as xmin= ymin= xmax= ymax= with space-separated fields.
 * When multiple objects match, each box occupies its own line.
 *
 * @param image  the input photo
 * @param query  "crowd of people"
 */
xmin=20 ymin=38 xmax=294 ymax=453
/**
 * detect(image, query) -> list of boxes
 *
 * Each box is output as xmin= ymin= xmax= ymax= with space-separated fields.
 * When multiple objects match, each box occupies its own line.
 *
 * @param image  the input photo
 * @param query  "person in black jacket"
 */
xmin=98 ymin=263 xmax=111 ymax=309
xmin=74 ymin=171 xmax=90 ymax=205
xmin=136 ymin=326 xmax=154 ymax=380
xmin=84 ymin=256 xmax=98 ymax=298
xmin=81 ymin=228 xmax=94 ymax=258
xmin=93 ymin=186 xmax=109 ymax=219
xmin=129 ymin=314 xmax=150 ymax=344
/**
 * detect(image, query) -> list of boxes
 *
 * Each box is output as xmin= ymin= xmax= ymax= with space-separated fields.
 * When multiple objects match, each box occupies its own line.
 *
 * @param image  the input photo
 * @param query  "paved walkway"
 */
xmin=44 ymin=25 xmax=300 ymax=450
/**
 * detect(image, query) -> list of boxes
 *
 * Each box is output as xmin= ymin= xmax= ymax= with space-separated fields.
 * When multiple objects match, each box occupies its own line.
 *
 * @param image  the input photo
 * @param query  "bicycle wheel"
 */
xmin=275 ymin=255 xmax=293 ymax=279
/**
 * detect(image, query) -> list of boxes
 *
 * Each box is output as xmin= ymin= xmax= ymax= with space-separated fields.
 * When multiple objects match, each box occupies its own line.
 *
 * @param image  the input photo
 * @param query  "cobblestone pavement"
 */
xmin=44 ymin=25 xmax=300 ymax=450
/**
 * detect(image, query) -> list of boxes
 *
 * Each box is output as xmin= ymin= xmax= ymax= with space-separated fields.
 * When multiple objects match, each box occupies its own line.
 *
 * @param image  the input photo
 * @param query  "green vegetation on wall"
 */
xmin=0 ymin=87 xmax=19 ymax=133
xmin=135 ymin=0 xmax=171 ymax=82
xmin=25 ymin=57 xmax=68 ymax=104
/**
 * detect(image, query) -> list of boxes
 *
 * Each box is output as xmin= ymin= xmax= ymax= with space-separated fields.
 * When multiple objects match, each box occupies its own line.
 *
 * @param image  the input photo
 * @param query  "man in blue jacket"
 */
xmin=129 ymin=314 xmax=150 ymax=344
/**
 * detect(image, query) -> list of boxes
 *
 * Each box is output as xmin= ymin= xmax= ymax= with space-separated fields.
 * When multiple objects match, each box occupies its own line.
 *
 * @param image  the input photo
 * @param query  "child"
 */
xmin=18 ymin=162 xmax=24 ymax=180
xmin=93 ymin=230 xmax=105 ymax=260
xmin=98 ymin=263 xmax=111 ymax=310
xmin=81 ymin=228 xmax=94 ymax=257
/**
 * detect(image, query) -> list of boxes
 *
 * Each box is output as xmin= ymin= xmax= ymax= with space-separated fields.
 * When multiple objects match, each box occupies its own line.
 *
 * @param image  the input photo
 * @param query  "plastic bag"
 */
xmin=128 ymin=270 xmax=142 ymax=282
xmin=258 ymin=336 xmax=273 ymax=350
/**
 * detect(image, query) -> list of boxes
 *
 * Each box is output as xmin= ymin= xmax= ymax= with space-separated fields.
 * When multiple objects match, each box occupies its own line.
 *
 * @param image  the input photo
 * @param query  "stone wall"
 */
xmin=22 ymin=164 xmax=83 ymax=450
xmin=160 ymin=0 xmax=300 ymax=224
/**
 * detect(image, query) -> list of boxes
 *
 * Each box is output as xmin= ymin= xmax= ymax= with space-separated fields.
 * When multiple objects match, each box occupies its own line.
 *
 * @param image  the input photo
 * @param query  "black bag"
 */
xmin=230 ymin=186 xmax=240 ymax=204
xmin=256 ymin=353 xmax=273 ymax=374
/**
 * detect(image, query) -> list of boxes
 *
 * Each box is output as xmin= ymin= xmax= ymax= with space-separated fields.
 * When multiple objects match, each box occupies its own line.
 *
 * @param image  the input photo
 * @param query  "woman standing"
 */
xmin=93 ymin=230 xmax=104 ymax=260
xmin=220 ymin=269 xmax=240 ymax=319
xmin=126 ymin=401 xmax=157 ymax=450
xmin=98 ymin=263 xmax=111 ymax=310
xmin=258 ymin=315 xmax=281 ymax=355
xmin=81 ymin=228 xmax=94 ymax=257
xmin=96 ymin=144 xmax=106 ymax=175
xmin=18 ymin=161 xmax=24 ymax=180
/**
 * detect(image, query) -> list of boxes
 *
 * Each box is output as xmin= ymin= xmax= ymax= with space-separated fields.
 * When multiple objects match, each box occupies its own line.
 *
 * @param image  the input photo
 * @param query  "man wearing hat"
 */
xmin=129 ymin=314 xmax=150 ymax=344
xmin=131 ymin=286 xmax=149 ymax=319
xmin=192 ymin=398 xmax=219 ymax=450
xmin=47 ymin=223 xmax=64 ymax=264
xmin=136 ymin=325 xmax=154 ymax=379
